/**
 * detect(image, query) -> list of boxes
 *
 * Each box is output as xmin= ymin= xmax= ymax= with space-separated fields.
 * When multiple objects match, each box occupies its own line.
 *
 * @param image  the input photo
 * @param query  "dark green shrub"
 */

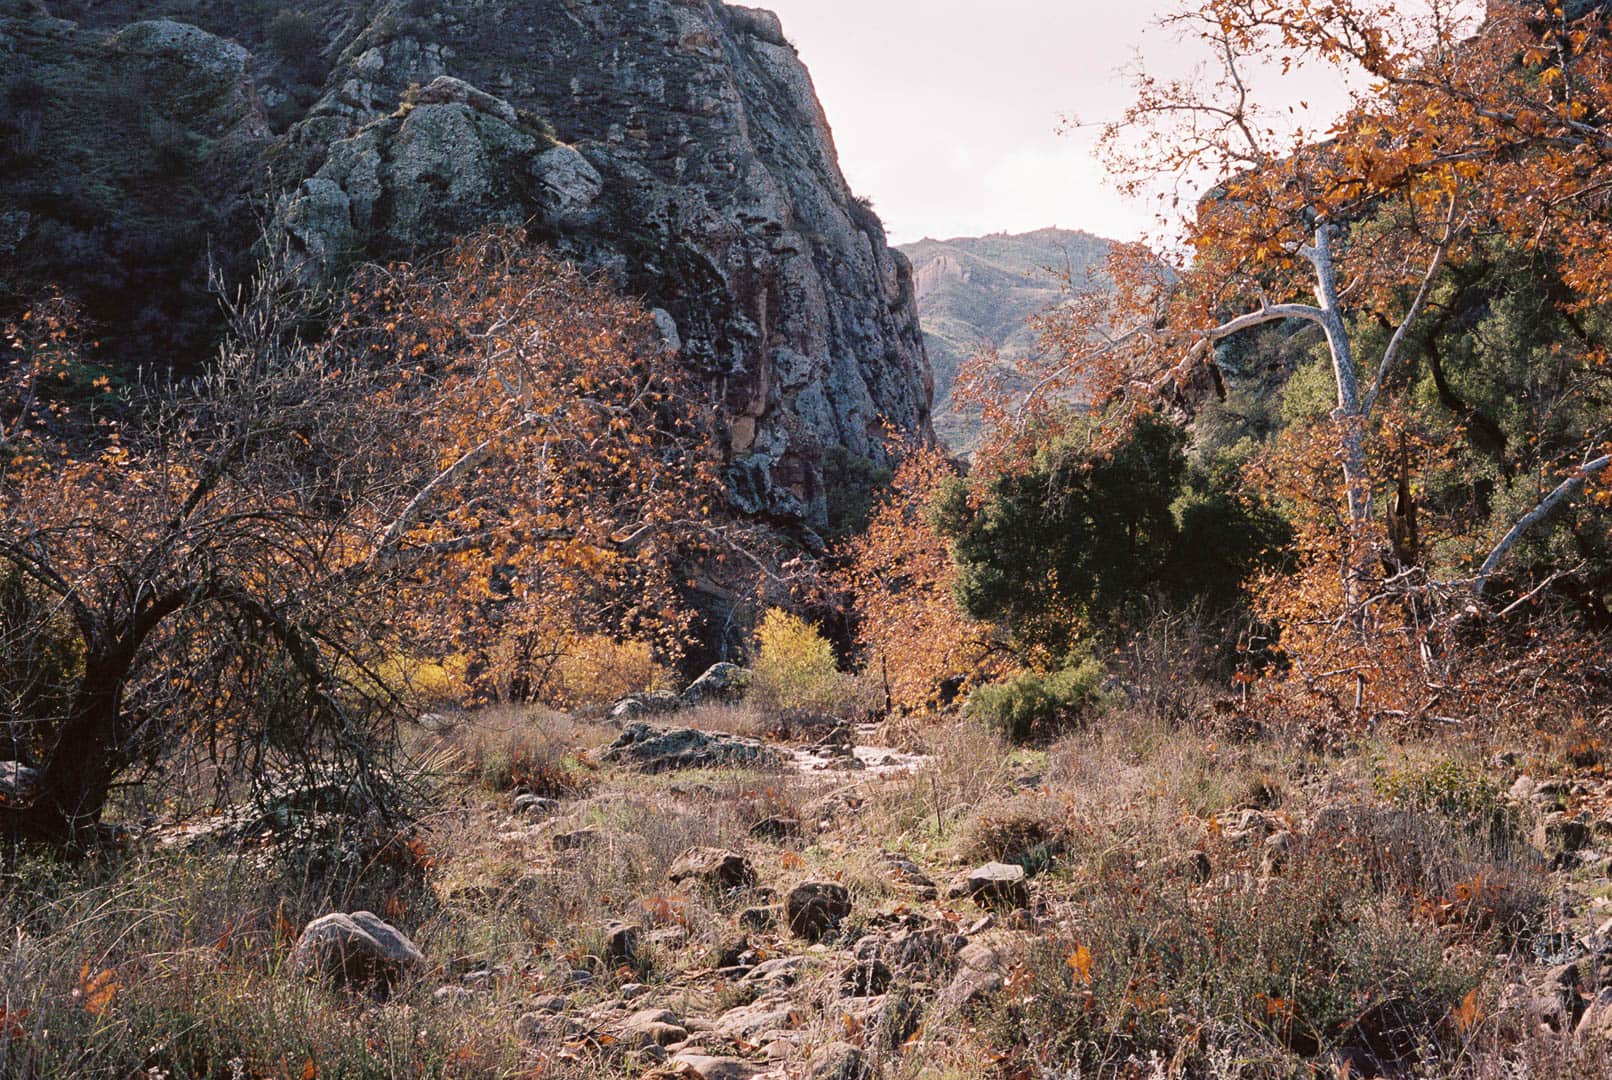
xmin=965 ymin=655 xmax=1106 ymax=743
xmin=267 ymin=10 xmax=322 ymax=63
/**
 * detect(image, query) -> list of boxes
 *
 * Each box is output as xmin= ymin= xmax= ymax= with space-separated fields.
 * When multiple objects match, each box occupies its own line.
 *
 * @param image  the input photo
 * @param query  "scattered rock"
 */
xmin=669 ymin=848 xmax=757 ymax=891
xmin=681 ymin=662 xmax=752 ymax=705
xmin=513 ymin=794 xmax=560 ymax=819
xmin=602 ymin=723 xmax=781 ymax=773
xmin=604 ymin=921 xmax=643 ymax=964
xmin=289 ymin=911 xmax=423 ymax=991
xmin=786 ymin=882 xmax=852 ymax=941
xmin=952 ymin=863 xmax=1030 ymax=909
xmin=611 ymin=693 xmax=686 ymax=721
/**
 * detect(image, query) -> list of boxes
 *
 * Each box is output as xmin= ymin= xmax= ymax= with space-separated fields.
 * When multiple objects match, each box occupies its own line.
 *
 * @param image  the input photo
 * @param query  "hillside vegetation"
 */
xmin=899 ymin=229 xmax=1112 ymax=452
xmin=5 ymin=1 xmax=1612 ymax=1078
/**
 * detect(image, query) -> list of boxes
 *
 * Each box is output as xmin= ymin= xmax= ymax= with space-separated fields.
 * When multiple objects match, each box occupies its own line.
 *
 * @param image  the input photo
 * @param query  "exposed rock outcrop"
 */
xmin=2 ymin=1 xmax=933 ymax=534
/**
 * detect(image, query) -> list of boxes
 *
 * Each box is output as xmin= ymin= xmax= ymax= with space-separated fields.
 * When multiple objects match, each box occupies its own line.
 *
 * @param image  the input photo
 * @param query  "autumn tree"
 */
xmin=991 ymin=0 xmax=1612 ymax=721
xmin=839 ymin=442 xmax=1007 ymax=712
xmin=0 ymin=228 xmax=717 ymax=846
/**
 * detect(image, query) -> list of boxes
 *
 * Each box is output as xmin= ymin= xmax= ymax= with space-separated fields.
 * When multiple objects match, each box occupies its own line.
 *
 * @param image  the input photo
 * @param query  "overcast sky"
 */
xmin=758 ymin=0 xmax=1366 ymax=245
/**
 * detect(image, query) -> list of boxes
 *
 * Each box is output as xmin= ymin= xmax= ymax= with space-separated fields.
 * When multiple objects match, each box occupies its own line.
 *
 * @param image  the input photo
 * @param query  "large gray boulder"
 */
xmin=289 ymin=911 xmax=423 ymax=991
xmin=0 ymin=761 xmax=39 ymax=805
xmin=600 ymin=722 xmax=780 ymax=773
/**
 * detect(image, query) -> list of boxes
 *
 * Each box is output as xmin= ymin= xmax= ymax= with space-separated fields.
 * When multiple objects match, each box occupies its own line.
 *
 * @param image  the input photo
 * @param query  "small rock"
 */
xmin=786 ymin=882 xmax=852 ymax=941
xmin=669 ymin=847 xmax=757 ymax=891
xmin=957 ymin=863 xmax=1029 ymax=909
xmin=601 ymin=722 xmax=780 ymax=773
xmin=604 ymin=921 xmax=642 ymax=964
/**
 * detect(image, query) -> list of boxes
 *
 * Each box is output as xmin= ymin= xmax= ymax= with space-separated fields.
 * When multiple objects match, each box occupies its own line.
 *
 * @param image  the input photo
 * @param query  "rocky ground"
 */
xmin=8 ymin=692 xmax=1612 ymax=1078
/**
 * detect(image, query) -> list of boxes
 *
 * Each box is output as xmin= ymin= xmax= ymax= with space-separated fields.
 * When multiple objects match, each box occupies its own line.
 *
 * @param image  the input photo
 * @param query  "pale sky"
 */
xmin=758 ymin=0 xmax=1367 ymax=245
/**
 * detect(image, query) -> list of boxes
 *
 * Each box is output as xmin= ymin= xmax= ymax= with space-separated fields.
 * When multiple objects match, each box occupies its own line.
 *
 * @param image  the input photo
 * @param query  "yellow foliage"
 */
xmin=751 ymin=609 xmax=861 ymax=717
xmin=544 ymin=635 xmax=670 ymax=708
xmin=365 ymin=652 xmax=470 ymax=707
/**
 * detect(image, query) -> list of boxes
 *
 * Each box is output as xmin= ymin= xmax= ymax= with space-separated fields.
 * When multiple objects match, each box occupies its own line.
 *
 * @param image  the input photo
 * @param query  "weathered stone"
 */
xmin=289 ymin=911 xmax=423 ymax=990
xmin=682 ymin=662 xmax=752 ymax=705
xmin=601 ymin=723 xmax=781 ymax=773
xmin=603 ymin=921 xmax=642 ymax=964
xmin=668 ymin=847 xmax=757 ymax=891
xmin=955 ymin=862 xmax=1030 ymax=909
xmin=786 ymin=881 xmax=852 ymax=941
xmin=840 ymin=958 xmax=892 ymax=996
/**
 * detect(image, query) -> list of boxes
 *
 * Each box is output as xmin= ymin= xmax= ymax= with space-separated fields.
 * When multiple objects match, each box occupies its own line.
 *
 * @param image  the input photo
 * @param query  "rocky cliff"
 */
xmin=0 ymin=0 xmax=932 ymax=534
xmin=899 ymin=229 xmax=1110 ymax=452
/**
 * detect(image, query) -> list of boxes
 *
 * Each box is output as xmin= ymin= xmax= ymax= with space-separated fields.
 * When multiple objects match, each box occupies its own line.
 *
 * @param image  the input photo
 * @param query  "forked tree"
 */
xmin=966 ymin=0 xmax=1612 ymax=718
xmin=0 ymin=229 xmax=717 ymax=846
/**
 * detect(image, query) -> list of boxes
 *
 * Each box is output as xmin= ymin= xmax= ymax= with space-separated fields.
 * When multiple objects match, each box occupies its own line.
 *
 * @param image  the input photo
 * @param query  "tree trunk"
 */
xmin=2 ymin=656 xmax=127 ymax=847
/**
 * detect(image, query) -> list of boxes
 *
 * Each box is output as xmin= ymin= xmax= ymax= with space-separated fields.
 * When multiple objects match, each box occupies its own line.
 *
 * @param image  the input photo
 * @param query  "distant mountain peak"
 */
xmin=898 ymin=228 xmax=1117 ymax=452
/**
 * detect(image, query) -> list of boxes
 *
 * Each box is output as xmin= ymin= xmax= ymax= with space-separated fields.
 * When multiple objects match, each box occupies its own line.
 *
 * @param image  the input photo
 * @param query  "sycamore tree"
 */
xmin=989 ymin=0 xmax=1612 ymax=721
xmin=0 ymin=228 xmax=717 ymax=846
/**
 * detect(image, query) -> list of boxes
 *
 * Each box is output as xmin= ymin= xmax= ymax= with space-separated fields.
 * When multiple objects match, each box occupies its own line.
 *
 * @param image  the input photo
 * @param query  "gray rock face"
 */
xmin=601 ymin=722 xmax=781 ymax=773
xmin=289 ymin=911 xmax=423 ymax=990
xmin=0 ymin=761 xmax=40 ymax=805
xmin=273 ymin=0 xmax=933 ymax=530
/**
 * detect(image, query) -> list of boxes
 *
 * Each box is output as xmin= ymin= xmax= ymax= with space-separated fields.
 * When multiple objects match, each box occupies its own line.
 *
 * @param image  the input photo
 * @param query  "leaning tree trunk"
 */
xmin=2 ymin=656 xmax=129 ymax=848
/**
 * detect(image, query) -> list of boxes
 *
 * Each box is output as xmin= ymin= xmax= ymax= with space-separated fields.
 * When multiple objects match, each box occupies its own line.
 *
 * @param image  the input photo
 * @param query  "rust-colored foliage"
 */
xmin=838 ymin=441 xmax=1008 ymax=712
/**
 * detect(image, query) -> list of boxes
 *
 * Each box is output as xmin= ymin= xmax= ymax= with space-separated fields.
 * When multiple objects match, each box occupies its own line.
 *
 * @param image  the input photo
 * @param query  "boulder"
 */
xmin=785 ymin=882 xmax=852 ymax=941
xmin=951 ymin=863 xmax=1029 ymax=909
xmin=681 ymin=662 xmax=752 ymax=705
xmin=667 ymin=1054 xmax=765 ymax=1080
xmin=668 ymin=847 xmax=757 ymax=891
xmin=0 ymin=761 xmax=40 ymax=806
xmin=289 ymin=911 xmax=423 ymax=990
xmin=601 ymin=723 xmax=781 ymax=773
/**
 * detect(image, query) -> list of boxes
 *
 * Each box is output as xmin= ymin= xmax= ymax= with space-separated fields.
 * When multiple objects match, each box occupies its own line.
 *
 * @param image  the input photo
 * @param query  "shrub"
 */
xmin=750 ymin=609 xmax=867 ymax=718
xmin=965 ymin=655 xmax=1106 ymax=743
xmin=1373 ymin=759 xmax=1520 ymax=851
xmin=542 ymin=635 xmax=670 ymax=709
xmin=267 ymin=9 xmax=322 ymax=60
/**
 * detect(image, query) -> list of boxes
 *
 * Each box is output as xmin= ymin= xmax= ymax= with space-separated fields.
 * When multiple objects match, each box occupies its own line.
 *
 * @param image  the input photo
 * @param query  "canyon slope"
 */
xmin=0 ymin=0 xmax=931 ymax=534
xmin=899 ymin=228 xmax=1111 ymax=452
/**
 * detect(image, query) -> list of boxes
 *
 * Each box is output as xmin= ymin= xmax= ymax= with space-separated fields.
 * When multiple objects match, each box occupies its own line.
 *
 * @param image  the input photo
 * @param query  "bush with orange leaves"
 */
xmin=839 ymin=442 xmax=1008 ymax=713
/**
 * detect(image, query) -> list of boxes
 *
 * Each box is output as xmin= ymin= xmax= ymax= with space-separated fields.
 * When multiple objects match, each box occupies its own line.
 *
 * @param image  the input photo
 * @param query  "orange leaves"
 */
xmin=1452 ymin=989 xmax=1483 ymax=1035
xmin=1065 ymin=944 xmax=1094 ymax=984
xmin=75 ymin=963 xmax=121 ymax=1016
